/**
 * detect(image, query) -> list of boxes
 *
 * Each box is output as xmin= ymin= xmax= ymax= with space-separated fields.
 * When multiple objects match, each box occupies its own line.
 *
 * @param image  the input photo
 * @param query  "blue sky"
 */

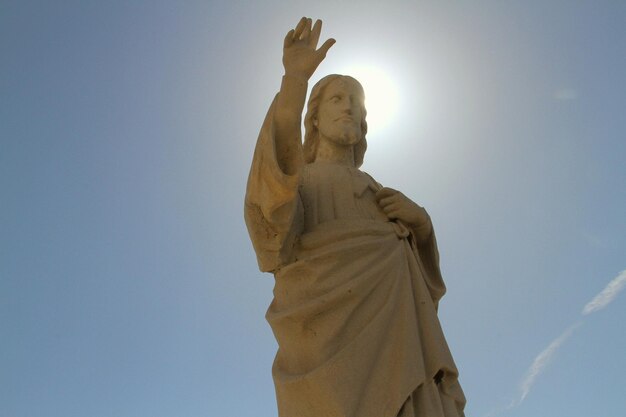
xmin=1 ymin=1 xmax=625 ymax=416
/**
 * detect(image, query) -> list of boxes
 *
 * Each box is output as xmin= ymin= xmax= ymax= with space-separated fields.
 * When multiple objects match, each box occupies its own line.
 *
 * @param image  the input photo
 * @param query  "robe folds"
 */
xmin=245 ymin=97 xmax=466 ymax=417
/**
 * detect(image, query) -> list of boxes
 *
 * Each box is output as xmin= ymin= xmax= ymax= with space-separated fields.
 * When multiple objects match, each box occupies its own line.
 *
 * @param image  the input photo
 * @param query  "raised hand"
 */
xmin=376 ymin=187 xmax=433 ymax=242
xmin=283 ymin=17 xmax=335 ymax=80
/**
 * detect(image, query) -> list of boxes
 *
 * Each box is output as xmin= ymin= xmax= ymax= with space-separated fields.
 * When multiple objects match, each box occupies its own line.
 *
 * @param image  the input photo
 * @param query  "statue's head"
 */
xmin=304 ymin=74 xmax=368 ymax=167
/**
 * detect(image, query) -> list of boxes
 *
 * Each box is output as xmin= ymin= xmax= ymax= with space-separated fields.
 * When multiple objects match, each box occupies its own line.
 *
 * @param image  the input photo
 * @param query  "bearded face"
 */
xmin=314 ymin=78 xmax=365 ymax=146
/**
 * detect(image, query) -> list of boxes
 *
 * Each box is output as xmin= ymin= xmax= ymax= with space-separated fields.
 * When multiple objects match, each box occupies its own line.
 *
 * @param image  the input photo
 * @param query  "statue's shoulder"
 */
xmin=357 ymin=169 xmax=382 ymax=191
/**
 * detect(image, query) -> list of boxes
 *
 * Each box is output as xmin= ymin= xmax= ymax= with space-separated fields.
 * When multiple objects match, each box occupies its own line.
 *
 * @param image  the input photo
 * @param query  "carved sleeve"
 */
xmin=244 ymin=96 xmax=304 ymax=272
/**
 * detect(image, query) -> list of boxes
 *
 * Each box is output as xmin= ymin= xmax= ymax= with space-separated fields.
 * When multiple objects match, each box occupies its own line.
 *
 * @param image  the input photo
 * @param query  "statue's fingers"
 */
xmin=376 ymin=187 xmax=398 ymax=197
xmin=375 ymin=187 xmax=398 ymax=201
xmin=377 ymin=196 xmax=395 ymax=207
xmin=310 ymin=19 xmax=322 ymax=47
xmin=385 ymin=209 xmax=401 ymax=219
xmin=316 ymin=38 xmax=336 ymax=58
xmin=301 ymin=18 xmax=312 ymax=41
xmin=293 ymin=17 xmax=307 ymax=40
xmin=382 ymin=203 xmax=400 ymax=214
xmin=284 ymin=29 xmax=295 ymax=48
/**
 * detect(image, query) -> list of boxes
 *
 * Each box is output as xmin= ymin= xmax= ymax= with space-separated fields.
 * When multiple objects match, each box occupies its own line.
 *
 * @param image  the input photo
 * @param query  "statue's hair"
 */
xmin=303 ymin=74 xmax=368 ymax=168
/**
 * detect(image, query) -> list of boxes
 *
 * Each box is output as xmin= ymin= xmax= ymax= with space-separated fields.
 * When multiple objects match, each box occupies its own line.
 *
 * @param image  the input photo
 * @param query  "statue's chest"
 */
xmin=298 ymin=163 xmax=387 ymax=230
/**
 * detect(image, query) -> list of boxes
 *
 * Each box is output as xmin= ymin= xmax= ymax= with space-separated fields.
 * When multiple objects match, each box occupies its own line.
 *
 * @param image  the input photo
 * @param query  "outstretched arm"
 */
xmin=274 ymin=17 xmax=335 ymax=175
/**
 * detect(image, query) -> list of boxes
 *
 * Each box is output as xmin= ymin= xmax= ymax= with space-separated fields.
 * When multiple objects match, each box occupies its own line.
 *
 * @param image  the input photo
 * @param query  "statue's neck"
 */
xmin=315 ymin=136 xmax=355 ymax=167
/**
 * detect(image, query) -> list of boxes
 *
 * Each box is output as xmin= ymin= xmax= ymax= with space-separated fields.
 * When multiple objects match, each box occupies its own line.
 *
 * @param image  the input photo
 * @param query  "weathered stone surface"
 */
xmin=244 ymin=17 xmax=466 ymax=417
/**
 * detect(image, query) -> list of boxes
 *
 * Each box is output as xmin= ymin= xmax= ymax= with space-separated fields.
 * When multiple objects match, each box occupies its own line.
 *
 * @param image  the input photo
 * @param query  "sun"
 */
xmin=336 ymin=65 xmax=399 ymax=134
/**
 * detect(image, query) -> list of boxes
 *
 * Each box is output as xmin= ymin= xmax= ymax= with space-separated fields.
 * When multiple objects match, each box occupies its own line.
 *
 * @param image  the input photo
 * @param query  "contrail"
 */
xmin=515 ymin=322 xmax=582 ymax=406
xmin=483 ymin=322 xmax=580 ymax=417
xmin=487 ymin=268 xmax=626 ymax=417
xmin=582 ymin=269 xmax=626 ymax=315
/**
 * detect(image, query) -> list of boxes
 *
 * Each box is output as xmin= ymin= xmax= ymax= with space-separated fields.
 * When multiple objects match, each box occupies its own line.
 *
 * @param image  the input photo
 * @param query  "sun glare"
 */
xmin=338 ymin=65 xmax=399 ymax=134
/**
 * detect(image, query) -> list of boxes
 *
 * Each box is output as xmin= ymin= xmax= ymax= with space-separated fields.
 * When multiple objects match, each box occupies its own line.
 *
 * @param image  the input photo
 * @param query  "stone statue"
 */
xmin=244 ymin=17 xmax=466 ymax=417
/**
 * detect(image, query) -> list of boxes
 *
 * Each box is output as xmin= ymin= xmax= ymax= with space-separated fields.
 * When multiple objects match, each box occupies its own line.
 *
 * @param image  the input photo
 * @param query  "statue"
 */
xmin=244 ymin=17 xmax=466 ymax=417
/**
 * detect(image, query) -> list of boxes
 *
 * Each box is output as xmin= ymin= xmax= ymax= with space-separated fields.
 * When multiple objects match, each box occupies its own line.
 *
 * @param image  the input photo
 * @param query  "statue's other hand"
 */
xmin=376 ymin=187 xmax=432 ymax=241
xmin=282 ymin=17 xmax=335 ymax=80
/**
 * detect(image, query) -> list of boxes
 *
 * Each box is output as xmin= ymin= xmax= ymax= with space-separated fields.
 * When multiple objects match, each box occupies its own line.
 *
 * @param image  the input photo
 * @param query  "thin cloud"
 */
xmin=581 ymin=231 xmax=603 ymax=248
xmin=582 ymin=269 xmax=626 ymax=315
xmin=554 ymin=88 xmax=578 ymax=100
xmin=514 ymin=322 xmax=582 ymax=406
xmin=489 ymin=269 xmax=626 ymax=416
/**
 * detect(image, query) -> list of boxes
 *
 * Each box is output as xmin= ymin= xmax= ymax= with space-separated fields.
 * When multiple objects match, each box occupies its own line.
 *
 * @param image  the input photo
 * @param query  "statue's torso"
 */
xmin=298 ymin=161 xmax=389 ymax=233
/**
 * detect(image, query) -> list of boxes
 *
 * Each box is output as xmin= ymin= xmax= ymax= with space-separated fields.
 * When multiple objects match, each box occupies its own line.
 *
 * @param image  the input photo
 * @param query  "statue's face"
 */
xmin=316 ymin=78 xmax=364 ymax=146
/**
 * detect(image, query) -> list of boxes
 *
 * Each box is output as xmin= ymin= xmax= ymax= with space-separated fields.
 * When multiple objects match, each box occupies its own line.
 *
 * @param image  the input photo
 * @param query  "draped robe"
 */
xmin=244 ymin=98 xmax=466 ymax=417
